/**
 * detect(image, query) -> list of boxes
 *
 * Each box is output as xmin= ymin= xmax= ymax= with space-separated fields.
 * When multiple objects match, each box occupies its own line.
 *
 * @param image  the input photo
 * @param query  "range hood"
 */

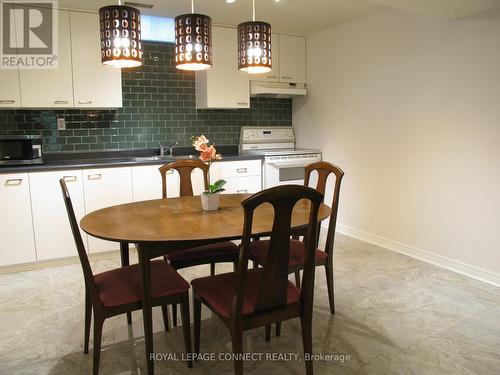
xmin=250 ymin=81 xmax=307 ymax=98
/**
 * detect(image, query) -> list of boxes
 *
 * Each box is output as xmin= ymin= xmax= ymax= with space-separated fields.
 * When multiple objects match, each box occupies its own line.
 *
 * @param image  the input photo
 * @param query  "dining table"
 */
xmin=80 ymin=193 xmax=331 ymax=374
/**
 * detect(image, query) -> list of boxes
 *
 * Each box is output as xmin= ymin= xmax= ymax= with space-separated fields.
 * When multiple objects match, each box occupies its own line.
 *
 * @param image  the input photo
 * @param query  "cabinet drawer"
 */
xmin=219 ymin=160 xmax=261 ymax=179
xmin=224 ymin=176 xmax=262 ymax=195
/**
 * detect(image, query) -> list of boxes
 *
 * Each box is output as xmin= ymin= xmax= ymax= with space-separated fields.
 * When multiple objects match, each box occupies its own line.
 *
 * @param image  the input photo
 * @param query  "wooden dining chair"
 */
xmin=249 ymin=162 xmax=344 ymax=316
xmin=159 ymin=159 xmax=240 ymax=327
xmin=191 ymin=185 xmax=324 ymax=375
xmin=59 ymin=179 xmax=193 ymax=374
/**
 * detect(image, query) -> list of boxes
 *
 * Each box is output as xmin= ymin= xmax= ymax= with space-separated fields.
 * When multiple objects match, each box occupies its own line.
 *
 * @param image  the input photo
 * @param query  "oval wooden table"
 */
xmin=81 ymin=194 xmax=331 ymax=375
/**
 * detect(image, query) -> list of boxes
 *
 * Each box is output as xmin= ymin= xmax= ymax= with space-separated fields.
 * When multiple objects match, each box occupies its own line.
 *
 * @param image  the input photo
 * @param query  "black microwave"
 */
xmin=0 ymin=135 xmax=43 ymax=165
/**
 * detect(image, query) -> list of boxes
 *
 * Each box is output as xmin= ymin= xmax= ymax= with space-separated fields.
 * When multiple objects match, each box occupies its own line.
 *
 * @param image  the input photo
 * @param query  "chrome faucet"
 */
xmin=159 ymin=144 xmax=168 ymax=157
xmin=159 ymin=141 xmax=178 ymax=157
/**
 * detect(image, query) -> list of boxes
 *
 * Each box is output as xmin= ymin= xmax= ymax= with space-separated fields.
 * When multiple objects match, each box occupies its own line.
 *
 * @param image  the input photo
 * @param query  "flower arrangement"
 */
xmin=192 ymin=135 xmax=222 ymax=163
xmin=192 ymin=135 xmax=226 ymax=210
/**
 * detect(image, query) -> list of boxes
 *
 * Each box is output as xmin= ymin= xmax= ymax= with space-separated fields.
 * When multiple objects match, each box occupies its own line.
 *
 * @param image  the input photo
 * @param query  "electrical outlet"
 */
xmin=57 ymin=116 xmax=66 ymax=130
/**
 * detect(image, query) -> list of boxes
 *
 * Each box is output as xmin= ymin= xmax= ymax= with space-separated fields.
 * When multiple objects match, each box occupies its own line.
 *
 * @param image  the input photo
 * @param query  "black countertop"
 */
xmin=0 ymin=145 xmax=263 ymax=174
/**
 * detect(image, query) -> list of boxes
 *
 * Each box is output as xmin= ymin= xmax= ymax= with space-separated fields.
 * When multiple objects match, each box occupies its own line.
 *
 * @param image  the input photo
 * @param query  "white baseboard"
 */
xmin=331 ymin=223 xmax=500 ymax=288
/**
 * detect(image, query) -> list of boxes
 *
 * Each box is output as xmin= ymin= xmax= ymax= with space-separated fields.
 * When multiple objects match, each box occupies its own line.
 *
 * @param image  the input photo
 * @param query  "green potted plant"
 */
xmin=192 ymin=135 xmax=226 ymax=211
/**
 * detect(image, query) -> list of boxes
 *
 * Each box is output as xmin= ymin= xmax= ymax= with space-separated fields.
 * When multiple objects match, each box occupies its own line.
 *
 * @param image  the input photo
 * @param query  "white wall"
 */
xmin=294 ymin=9 xmax=500 ymax=284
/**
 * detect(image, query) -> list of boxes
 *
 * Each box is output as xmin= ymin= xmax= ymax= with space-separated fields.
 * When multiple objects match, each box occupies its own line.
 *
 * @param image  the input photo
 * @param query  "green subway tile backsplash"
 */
xmin=0 ymin=42 xmax=292 ymax=152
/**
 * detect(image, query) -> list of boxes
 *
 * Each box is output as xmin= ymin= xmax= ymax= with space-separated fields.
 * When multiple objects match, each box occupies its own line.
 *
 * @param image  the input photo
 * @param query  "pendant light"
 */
xmin=99 ymin=0 xmax=143 ymax=68
xmin=175 ymin=0 xmax=213 ymax=71
xmin=238 ymin=0 xmax=272 ymax=74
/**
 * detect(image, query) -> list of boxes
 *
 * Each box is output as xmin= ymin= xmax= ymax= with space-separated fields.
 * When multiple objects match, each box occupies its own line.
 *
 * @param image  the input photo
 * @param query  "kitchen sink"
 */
xmin=133 ymin=156 xmax=172 ymax=162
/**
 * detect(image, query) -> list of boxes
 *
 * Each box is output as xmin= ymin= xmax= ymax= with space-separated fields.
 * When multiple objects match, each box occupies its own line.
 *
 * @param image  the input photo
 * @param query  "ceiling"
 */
xmin=58 ymin=0 xmax=500 ymax=35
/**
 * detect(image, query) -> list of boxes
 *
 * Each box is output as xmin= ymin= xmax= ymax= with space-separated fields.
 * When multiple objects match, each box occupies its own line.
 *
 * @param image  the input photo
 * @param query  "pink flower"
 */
xmin=200 ymin=145 xmax=216 ymax=161
xmin=192 ymin=135 xmax=209 ymax=151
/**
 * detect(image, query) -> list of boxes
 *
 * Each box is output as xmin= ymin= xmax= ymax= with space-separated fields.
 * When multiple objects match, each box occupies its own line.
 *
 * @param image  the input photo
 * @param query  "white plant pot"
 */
xmin=201 ymin=192 xmax=220 ymax=211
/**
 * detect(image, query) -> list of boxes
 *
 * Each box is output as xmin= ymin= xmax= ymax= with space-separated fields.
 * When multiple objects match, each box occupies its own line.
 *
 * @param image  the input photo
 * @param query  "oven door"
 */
xmin=264 ymin=155 xmax=322 ymax=189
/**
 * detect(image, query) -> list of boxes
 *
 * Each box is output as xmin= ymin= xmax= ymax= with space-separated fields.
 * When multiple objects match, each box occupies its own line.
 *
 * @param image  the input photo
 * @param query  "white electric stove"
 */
xmin=239 ymin=127 xmax=322 ymax=189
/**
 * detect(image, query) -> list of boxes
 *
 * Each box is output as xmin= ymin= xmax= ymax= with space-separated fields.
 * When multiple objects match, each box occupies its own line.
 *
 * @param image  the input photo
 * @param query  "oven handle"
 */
xmin=265 ymin=160 xmax=319 ymax=168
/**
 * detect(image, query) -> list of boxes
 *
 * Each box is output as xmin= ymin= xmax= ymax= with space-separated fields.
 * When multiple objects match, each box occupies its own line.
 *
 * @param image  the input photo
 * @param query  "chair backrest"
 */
xmin=59 ymin=179 xmax=99 ymax=302
xmin=236 ymin=185 xmax=324 ymax=318
xmin=304 ymin=162 xmax=344 ymax=257
xmin=159 ymin=159 xmax=209 ymax=198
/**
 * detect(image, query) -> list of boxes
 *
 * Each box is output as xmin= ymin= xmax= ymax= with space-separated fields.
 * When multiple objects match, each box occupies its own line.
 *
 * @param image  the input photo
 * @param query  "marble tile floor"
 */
xmin=1 ymin=234 xmax=499 ymax=375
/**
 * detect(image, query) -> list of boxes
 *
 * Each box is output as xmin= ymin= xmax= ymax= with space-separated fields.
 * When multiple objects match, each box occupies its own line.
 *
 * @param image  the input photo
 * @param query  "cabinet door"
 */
xmin=279 ymin=34 xmax=306 ymax=84
xmin=83 ymin=167 xmax=133 ymax=253
xmin=0 ymin=174 xmax=37 ymax=266
xmin=70 ymin=11 xmax=122 ymax=108
xmin=30 ymin=170 xmax=87 ymax=260
xmin=132 ymin=165 xmax=181 ymax=201
xmin=19 ymin=10 xmax=74 ymax=108
xmin=196 ymin=26 xmax=250 ymax=109
xmin=0 ymin=69 xmax=21 ymax=107
xmin=250 ymin=33 xmax=279 ymax=82
xmin=224 ymin=175 xmax=262 ymax=194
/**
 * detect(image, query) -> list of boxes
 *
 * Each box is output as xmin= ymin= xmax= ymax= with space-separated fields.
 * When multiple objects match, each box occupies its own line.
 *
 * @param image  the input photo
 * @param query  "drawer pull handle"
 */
xmin=54 ymin=100 xmax=69 ymax=104
xmin=87 ymin=174 xmax=102 ymax=180
xmin=63 ymin=175 xmax=77 ymax=182
xmin=282 ymin=76 xmax=292 ymax=80
xmin=237 ymin=102 xmax=248 ymax=106
xmin=78 ymin=100 xmax=93 ymax=104
xmin=237 ymin=189 xmax=248 ymax=193
xmin=5 ymin=178 xmax=22 ymax=186
xmin=267 ymin=75 xmax=277 ymax=79
xmin=236 ymin=168 xmax=248 ymax=173
xmin=0 ymin=100 xmax=15 ymax=104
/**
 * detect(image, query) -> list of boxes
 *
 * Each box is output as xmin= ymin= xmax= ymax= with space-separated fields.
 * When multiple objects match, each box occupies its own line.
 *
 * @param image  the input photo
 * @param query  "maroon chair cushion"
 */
xmin=167 ymin=241 xmax=239 ymax=263
xmin=191 ymin=269 xmax=300 ymax=318
xmin=249 ymin=239 xmax=327 ymax=268
xmin=94 ymin=260 xmax=189 ymax=308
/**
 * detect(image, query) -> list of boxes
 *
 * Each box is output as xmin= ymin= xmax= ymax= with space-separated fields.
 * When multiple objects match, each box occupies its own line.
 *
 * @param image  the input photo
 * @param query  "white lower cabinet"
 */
xmin=210 ymin=159 xmax=262 ymax=194
xmin=223 ymin=176 xmax=262 ymax=194
xmin=30 ymin=170 xmax=87 ymax=260
xmin=132 ymin=165 xmax=180 ymax=201
xmin=0 ymin=174 xmax=37 ymax=266
xmin=83 ymin=167 xmax=133 ymax=253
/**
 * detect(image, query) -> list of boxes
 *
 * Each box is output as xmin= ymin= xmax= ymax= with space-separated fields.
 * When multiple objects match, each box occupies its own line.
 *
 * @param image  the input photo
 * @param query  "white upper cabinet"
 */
xmin=19 ymin=10 xmax=74 ymax=108
xmin=250 ymin=33 xmax=280 ymax=83
xmin=278 ymin=34 xmax=306 ymax=84
xmin=0 ymin=69 xmax=21 ymax=108
xmin=70 ymin=12 xmax=122 ymax=108
xmin=196 ymin=26 xmax=250 ymax=109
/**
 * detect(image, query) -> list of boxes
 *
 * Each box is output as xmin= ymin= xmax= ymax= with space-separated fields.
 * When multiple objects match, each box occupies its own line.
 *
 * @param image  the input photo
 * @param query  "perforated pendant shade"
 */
xmin=237 ymin=21 xmax=272 ymax=74
xmin=99 ymin=5 xmax=143 ymax=68
xmin=175 ymin=13 xmax=212 ymax=71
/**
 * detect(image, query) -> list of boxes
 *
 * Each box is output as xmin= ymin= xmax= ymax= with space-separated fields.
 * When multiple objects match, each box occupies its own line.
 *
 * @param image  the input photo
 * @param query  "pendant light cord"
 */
xmin=118 ymin=0 xmax=122 ymax=5
xmin=252 ymin=0 xmax=256 ymax=21
xmin=191 ymin=0 xmax=195 ymax=14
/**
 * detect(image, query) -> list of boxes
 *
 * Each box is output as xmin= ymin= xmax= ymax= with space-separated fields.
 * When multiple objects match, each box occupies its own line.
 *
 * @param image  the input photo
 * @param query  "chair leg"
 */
xmin=92 ymin=317 xmax=104 ymax=375
xmin=210 ymin=262 xmax=216 ymax=276
xmin=325 ymin=263 xmax=335 ymax=314
xmin=265 ymin=325 xmax=271 ymax=342
xmin=84 ymin=290 xmax=92 ymax=354
xmin=294 ymin=271 xmax=301 ymax=289
xmin=172 ymin=304 xmax=178 ymax=327
xmin=180 ymin=295 xmax=193 ymax=368
xmin=193 ymin=291 xmax=202 ymax=355
xmin=233 ymin=261 xmax=238 ymax=272
xmin=300 ymin=315 xmax=314 ymax=375
xmin=276 ymin=322 xmax=281 ymax=337
xmin=231 ymin=329 xmax=244 ymax=375
xmin=161 ymin=305 xmax=170 ymax=332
